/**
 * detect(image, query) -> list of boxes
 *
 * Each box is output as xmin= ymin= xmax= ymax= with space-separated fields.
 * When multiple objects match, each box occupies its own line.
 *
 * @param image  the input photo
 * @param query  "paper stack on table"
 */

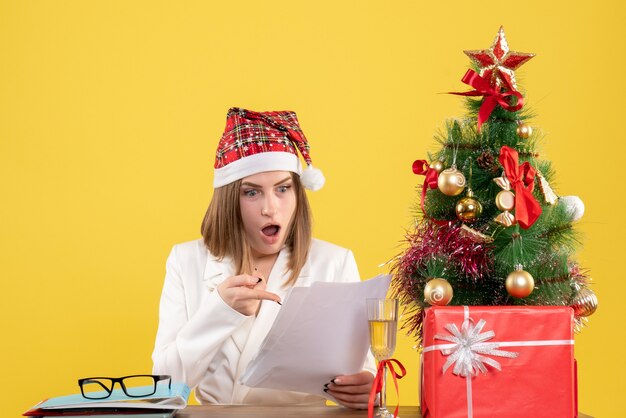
xmin=240 ymin=274 xmax=391 ymax=397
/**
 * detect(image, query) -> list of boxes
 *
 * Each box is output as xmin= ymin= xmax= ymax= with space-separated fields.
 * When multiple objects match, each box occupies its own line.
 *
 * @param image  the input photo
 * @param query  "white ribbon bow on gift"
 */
xmin=435 ymin=316 xmax=519 ymax=377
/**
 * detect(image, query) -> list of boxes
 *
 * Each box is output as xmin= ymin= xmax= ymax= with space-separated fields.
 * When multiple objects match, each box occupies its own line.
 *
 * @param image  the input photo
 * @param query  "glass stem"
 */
xmin=380 ymin=363 xmax=388 ymax=412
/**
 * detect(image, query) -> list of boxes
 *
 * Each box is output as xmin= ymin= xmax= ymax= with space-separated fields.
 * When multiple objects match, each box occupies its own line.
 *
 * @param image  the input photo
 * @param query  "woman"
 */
xmin=152 ymin=108 xmax=375 ymax=409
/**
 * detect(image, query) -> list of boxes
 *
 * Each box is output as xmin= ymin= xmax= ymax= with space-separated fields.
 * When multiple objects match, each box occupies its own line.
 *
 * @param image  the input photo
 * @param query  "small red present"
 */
xmin=421 ymin=306 xmax=577 ymax=418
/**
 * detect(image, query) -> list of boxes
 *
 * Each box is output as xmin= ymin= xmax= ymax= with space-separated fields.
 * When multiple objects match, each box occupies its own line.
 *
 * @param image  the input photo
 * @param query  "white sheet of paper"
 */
xmin=239 ymin=274 xmax=391 ymax=398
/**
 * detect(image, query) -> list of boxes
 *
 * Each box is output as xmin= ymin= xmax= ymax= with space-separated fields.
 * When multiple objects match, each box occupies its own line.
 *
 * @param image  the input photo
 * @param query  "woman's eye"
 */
xmin=243 ymin=189 xmax=258 ymax=197
xmin=277 ymin=185 xmax=291 ymax=193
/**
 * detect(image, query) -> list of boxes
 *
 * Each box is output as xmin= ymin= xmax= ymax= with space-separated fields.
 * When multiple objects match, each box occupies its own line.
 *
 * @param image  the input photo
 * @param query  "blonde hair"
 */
xmin=201 ymin=172 xmax=312 ymax=286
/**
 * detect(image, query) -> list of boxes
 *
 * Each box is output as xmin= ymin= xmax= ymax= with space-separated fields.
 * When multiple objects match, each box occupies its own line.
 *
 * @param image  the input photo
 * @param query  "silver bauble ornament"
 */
xmin=560 ymin=195 xmax=585 ymax=222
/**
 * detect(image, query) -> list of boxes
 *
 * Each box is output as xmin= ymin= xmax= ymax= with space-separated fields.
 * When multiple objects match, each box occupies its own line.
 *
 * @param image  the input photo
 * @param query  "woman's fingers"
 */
xmin=331 ymin=371 xmax=374 ymax=386
xmin=254 ymin=289 xmax=280 ymax=303
xmin=223 ymin=274 xmax=262 ymax=288
xmin=234 ymin=286 xmax=281 ymax=303
xmin=325 ymin=391 xmax=370 ymax=410
xmin=326 ymin=382 xmax=372 ymax=394
xmin=253 ymin=270 xmax=267 ymax=290
xmin=324 ymin=371 xmax=375 ymax=410
xmin=216 ymin=274 xmax=281 ymax=315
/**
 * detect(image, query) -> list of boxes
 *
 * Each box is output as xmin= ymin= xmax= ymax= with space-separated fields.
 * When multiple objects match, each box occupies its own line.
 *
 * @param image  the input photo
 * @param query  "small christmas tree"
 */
xmin=393 ymin=27 xmax=598 ymax=345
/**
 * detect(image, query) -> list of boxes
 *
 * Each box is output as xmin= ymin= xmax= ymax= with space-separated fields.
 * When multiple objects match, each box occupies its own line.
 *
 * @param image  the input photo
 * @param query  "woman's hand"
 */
xmin=217 ymin=274 xmax=281 ymax=316
xmin=324 ymin=370 xmax=375 ymax=409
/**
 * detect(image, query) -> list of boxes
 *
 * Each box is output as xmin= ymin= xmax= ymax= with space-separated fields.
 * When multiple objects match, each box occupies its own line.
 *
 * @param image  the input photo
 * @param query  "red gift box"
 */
xmin=421 ymin=306 xmax=577 ymax=418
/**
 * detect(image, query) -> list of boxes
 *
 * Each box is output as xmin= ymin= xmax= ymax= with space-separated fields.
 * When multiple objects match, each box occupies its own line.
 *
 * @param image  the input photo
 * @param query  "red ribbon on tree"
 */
xmin=368 ymin=359 xmax=406 ymax=418
xmin=498 ymin=145 xmax=542 ymax=229
xmin=412 ymin=160 xmax=447 ymax=226
xmin=450 ymin=69 xmax=524 ymax=132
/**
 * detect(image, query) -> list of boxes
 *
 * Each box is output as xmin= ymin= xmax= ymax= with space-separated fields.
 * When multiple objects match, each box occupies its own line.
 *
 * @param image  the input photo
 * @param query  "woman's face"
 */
xmin=239 ymin=171 xmax=297 ymax=258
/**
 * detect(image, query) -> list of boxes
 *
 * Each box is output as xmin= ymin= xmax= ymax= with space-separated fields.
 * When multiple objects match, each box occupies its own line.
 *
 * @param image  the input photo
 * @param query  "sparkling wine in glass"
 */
xmin=367 ymin=298 xmax=399 ymax=418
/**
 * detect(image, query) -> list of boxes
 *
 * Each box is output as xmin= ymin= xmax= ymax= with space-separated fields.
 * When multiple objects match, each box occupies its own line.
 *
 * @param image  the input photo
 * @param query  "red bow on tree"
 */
xmin=412 ymin=160 xmax=447 ymax=226
xmin=450 ymin=69 xmax=524 ymax=132
xmin=499 ymin=146 xmax=542 ymax=229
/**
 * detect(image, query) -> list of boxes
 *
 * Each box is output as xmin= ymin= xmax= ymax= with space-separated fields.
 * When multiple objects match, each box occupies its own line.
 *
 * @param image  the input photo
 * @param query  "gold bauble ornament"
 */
xmin=456 ymin=189 xmax=483 ymax=222
xmin=495 ymin=190 xmax=515 ymax=211
xmin=572 ymin=288 xmax=598 ymax=317
xmin=516 ymin=123 xmax=533 ymax=139
xmin=437 ymin=166 xmax=466 ymax=196
xmin=424 ymin=278 xmax=453 ymax=306
xmin=505 ymin=267 xmax=535 ymax=298
xmin=429 ymin=159 xmax=445 ymax=174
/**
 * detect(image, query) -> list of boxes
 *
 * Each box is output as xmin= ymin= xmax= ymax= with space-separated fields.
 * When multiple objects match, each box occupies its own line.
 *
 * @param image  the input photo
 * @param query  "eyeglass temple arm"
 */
xmin=156 ymin=374 xmax=172 ymax=389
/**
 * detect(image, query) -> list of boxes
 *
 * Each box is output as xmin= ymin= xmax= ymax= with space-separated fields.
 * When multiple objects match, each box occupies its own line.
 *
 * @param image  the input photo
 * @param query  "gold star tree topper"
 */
xmin=464 ymin=26 xmax=535 ymax=91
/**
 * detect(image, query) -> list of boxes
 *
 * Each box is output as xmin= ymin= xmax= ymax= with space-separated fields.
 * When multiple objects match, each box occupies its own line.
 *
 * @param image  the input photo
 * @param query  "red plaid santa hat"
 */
xmin=213 ymin=107 xmax=325 ymax=191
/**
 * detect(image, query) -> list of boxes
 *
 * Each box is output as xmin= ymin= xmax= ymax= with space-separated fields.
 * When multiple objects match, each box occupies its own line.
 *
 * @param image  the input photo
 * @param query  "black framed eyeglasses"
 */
xmin=78 ymin=374 xmax=172 ymax=399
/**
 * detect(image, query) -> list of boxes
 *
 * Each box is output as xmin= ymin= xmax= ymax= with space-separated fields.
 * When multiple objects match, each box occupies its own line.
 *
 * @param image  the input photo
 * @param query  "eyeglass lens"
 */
xmin=81 ymin=378 xmax=114 ymax=399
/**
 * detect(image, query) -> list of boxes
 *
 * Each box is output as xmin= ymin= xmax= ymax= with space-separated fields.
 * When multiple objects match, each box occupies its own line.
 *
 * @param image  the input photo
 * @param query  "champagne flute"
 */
xmin=367 ymin=298 xmax=399 ymax=418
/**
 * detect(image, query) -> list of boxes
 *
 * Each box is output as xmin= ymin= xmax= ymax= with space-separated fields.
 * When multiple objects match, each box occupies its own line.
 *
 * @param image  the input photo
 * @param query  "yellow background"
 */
xmin=1 ymin=1 xmax=623 ymax=417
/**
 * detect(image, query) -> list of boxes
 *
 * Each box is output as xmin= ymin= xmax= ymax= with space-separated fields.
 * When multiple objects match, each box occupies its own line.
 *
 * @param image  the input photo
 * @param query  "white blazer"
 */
xmin=152 ymin=238 xmax=376 ymax=405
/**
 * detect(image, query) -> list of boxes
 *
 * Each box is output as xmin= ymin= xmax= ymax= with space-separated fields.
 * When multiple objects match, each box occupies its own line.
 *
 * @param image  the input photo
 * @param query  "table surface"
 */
xmin=176 ymin=405 xmax=592 ymax=418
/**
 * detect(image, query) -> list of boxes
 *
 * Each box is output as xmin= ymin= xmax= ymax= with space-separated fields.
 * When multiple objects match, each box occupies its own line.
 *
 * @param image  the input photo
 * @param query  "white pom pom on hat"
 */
xmin=213 ymin=107 xmax=324 ymax=191
xmin=300 ymin=164 xmax=326 ymax=191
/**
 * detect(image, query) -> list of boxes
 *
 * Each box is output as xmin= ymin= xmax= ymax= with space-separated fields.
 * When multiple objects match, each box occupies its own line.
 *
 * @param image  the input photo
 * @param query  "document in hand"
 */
xmin=23 ymin=382 xmax=190 ymax=416
xmin=240 ymin=274 xmax=391 ymax=398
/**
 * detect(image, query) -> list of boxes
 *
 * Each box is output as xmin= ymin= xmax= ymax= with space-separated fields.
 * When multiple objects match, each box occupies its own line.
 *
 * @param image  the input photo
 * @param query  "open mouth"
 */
xmin=261 ymin=224 xmax=280 ymax=237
